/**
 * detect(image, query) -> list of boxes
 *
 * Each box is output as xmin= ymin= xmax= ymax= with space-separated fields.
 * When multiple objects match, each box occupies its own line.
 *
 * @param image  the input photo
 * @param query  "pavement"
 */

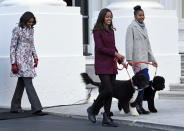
xmin=0 ymin=115 xmax=160 ymax=131
xmin=0 ymin=99 xmax=183 ymax=131
xmin=43 ymin=99 xmax=184 ymax=131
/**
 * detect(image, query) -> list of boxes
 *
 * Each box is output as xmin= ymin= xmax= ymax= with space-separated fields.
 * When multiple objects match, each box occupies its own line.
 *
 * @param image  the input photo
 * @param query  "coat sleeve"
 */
xmin=125 ymin=26 xmax=134 ymax=61
xmin=148 ymin=40 xmax=156 ymax=62
xmin=30 ymin=29 xmax=38 ymax=59
xmin=94 ymin=30 xmax=115 ymax=57
xmin=10 ymin=27 xmax=19 ymax=64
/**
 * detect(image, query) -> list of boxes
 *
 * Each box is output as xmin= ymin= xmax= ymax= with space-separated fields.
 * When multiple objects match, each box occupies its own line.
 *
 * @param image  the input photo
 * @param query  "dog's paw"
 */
xmin=150 ymin=108 xmax=157 ymax=113
xmin=130 ymin=107 xmax=139 ymax=116
xmin=119 ymin=109 xmax=125 ymax=115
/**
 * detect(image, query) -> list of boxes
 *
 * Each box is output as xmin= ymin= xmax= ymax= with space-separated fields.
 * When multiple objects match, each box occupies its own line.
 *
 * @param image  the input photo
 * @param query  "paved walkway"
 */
xmin=0 ymin=115 xmax=160 ymax=131
xmin=44 ymin=99 xmax=184 ymax=131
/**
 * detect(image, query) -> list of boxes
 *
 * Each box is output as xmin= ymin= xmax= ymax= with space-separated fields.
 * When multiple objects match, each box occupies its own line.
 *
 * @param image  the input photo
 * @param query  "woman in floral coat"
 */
xmin=10 ymin=11 xmax=46 ymax=115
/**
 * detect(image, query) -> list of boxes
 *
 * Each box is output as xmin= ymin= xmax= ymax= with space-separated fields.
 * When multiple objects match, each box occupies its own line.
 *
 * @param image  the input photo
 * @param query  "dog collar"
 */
xmin=134 ymin=86 xmax=144 ymax=91
xmin=152 ymin=86 xmax=155 ymax=91
xmin=134 ymin=86 xmax=138 ymax=90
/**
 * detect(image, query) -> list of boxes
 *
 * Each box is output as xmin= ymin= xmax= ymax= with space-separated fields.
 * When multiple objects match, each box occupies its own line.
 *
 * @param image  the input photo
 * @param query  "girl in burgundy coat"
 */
xmin=87 ymin=8 xmax=125 ymax=127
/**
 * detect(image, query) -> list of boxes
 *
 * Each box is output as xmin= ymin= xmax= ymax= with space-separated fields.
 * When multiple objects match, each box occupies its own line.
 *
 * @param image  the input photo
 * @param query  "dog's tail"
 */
xmin=80 ymin=73 xmax=100 ymax=87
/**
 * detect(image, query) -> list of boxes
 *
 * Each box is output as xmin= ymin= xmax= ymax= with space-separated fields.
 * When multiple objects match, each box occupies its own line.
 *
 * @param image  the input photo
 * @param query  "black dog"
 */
xmin=81 ymin=73 xmax=149 ymax=116
xmin=143 ymin=76 xmax=165 ymax=113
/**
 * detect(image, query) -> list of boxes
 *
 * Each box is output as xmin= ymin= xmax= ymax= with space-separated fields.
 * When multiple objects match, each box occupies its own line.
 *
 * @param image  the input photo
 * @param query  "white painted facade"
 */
xmin=0 ymin=0 xmax=183 ymax=107
xmin=0 ymin=0 xmax=86 ymax=108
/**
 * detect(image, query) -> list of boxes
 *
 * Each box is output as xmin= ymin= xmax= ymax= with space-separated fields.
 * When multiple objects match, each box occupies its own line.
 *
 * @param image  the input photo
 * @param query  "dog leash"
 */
xmin=114 ymin=59 xmax=158 ymax=86
xmin=114 ymin=57 xmax=132 ymax=78
xmin=114 ymin=58 xmax=134 ymax=86
xmin=114 ymin=57 xmax=125 ymax=70
xmin=133 ymin=62 xmax=157 ymax=77
xmin=114 ymin=58 xmax=157 ymax=76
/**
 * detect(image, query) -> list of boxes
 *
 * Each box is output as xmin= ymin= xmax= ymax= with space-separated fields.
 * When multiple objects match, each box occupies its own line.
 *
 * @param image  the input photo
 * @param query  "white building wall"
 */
xmin=160 ymin=0 xmax=184 ymax=53
xmin=0 ymin=1 xmax=86 ymax=108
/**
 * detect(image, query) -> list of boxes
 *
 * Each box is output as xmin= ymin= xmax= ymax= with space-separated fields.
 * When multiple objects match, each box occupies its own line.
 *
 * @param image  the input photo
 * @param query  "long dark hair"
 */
xmin=134 ymin=5 xmax=144 ymax=15
xmin=19 ymin=11 xmax=36 ymax=28
xmin=93 ymin=8 xmax=115 ymax=33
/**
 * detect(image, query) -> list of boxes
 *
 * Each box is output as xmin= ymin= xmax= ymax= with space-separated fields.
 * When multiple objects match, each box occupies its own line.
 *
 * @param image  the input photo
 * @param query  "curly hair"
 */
xmin=134 ymin=5 xmax=144 ymax=15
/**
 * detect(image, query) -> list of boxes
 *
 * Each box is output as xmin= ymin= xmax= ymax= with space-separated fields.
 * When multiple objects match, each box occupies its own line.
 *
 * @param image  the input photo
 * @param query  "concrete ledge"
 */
xmin=170 ymin=83 xmax=184 ymax=91
xmin=159 ymin=91 xmax=184 ymax=99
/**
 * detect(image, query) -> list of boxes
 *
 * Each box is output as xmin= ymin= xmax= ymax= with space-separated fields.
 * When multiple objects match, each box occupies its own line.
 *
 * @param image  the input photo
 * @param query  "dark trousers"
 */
xmin=93 ymin=74 xmax=116 ymax=115
xmin=11 ymin=77 xmax=43 ymax=113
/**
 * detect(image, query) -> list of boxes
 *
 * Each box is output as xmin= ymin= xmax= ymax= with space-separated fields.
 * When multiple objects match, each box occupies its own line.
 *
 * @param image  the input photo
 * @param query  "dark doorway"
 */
xmin=63 ymin=0 xmax=72 ymax=6
xmin=75 ymin=0 xmax=91 ymax=56
xmin=64 ymin=0 xmax=91 ymax=56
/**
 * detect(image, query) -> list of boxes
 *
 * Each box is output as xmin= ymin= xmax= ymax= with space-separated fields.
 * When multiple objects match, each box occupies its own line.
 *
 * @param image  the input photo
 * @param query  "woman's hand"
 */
xmin=34 ymin=59 xmax=38 ymax=67
xmin=12 ymin=64 xmax=18 ymax=74
xmin=128 ymin=60 xmax=134 ymax=66
xmin=122 ymin=62 xmax=128 ymax=69
xmin=152 ymin=61 xmax=158 ymax=67
xmin=115 ymin=52 xmax=125 ymax=61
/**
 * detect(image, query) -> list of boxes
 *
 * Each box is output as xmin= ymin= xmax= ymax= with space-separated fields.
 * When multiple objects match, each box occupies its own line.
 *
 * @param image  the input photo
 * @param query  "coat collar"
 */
xmin=132 ymin=20 xmax=148 ymax=39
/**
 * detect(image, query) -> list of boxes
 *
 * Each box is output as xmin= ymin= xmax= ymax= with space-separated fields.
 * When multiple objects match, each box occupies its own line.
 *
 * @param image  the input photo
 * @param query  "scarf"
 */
xmin=135 ymin=19 xmax=145 ymax=29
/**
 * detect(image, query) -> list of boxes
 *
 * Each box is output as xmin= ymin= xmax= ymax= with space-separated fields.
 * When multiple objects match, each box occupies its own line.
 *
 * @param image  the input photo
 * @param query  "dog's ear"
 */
xmin=132 ymin=74 xmax=138 ymax=86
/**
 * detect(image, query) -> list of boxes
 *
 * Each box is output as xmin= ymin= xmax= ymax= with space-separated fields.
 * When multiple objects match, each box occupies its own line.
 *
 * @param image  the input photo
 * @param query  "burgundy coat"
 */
xmin=93 ymin=30 xmax=118 ymax=75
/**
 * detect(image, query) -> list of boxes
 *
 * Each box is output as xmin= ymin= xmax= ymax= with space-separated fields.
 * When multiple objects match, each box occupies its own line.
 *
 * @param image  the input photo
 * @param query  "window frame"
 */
xmin=179 ymin=0 xmax=184 ymax=22
xmin=182 ymin=0 xmax=184 ymax=20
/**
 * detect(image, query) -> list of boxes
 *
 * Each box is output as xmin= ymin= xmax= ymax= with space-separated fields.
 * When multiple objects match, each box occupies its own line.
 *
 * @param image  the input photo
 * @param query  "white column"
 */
xmin=107 ymin=0 xmax=164 ymax=9
xmin=0 ymin=0 xmax=86 ymax=108
xmin=160 ymin=0 xmax=177 ymax=10
xmin=0 ymin=0 xmax=66 ymax=6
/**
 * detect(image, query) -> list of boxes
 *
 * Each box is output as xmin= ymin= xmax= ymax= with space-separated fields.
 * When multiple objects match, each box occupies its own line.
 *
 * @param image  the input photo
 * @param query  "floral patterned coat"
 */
xmin=10 ymin=26 xmax=38 ymax=78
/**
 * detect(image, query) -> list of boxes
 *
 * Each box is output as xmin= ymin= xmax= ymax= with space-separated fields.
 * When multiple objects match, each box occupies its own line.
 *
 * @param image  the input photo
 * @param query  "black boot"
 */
xmin=93 ymin=100 xmax=103 ymax=116
xmin=136 ymin=96 xmax=149 ymax=114
xmin=102 ymin=112 xmax=118 ymax=127
xmin=87 ymin=104 xmax=96 ymax=123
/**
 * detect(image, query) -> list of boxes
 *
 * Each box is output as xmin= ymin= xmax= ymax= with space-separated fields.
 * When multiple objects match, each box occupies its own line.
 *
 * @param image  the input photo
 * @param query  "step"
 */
xmin=159 ymin=91 xmax=184 ymax=99
xmin=180 ymin=54 xmax=184 ymax=61
xmin=170 ymin=83 xmax=184 ymax=91
xmin=180 ymin=76 xmax=184 ymax=83
xmin=86 ymin=85 xmax=98 ymax=89
xmin=85 ymin=56 xmax=94 ymax=65
xmin=181 ymin=69 xmax=184 ymax=76
xmin=181 ymin=62 xmax=184 ymax=69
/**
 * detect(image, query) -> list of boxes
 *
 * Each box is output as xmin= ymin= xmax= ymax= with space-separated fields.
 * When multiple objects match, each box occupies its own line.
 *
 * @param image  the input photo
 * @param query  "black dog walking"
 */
xmin=82 ymin=73 xmax=148 ymax=116
xmin=81 ymin=73 xmax=165 ymax=115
